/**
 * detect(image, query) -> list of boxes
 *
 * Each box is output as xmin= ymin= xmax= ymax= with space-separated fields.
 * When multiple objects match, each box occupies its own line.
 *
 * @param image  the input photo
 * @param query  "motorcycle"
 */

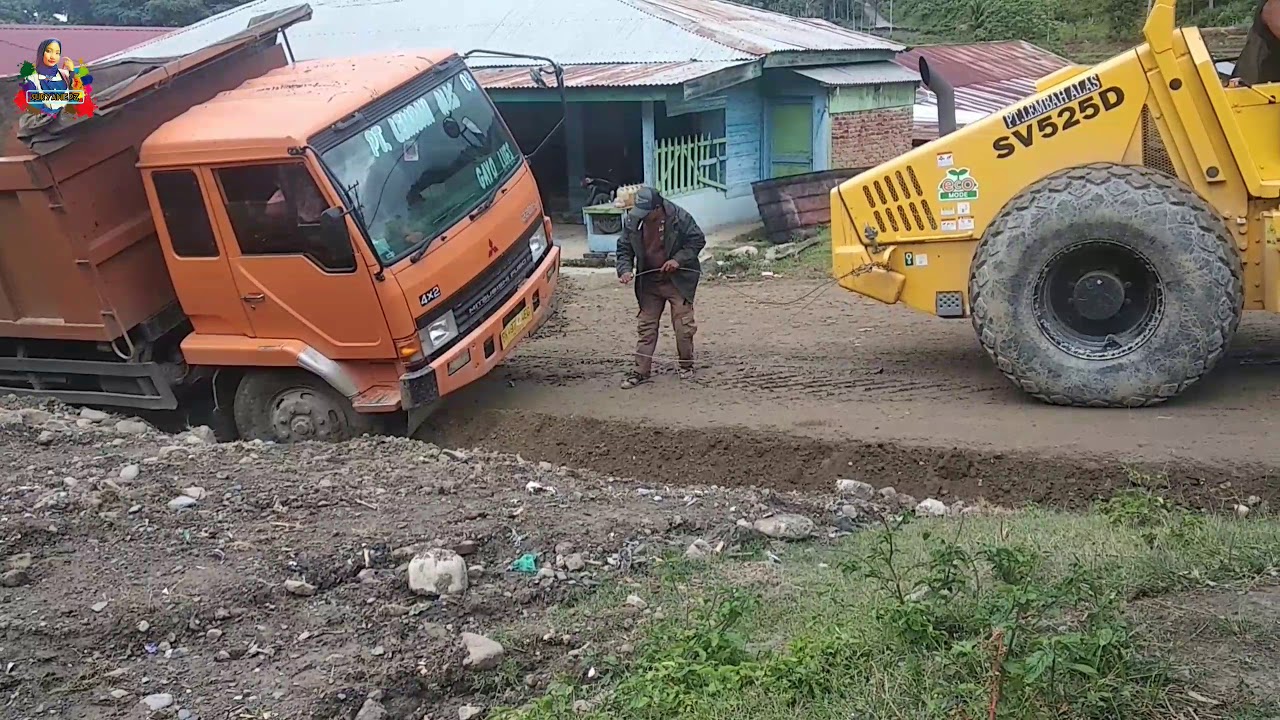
xmin=581 ymin=175 xmax=620 ymax=207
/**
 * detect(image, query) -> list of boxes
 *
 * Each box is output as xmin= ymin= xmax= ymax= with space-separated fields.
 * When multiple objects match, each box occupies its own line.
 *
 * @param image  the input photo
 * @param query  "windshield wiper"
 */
xmin=469 ymin=189 xmax=497 ymax=222
xmin=408 ymin=206 xmax=464 ymax=263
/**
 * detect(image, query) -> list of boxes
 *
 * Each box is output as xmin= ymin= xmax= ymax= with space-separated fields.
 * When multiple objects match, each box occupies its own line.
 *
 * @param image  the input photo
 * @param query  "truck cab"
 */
xmin=137 ymin=51 xmax=559 ymax=441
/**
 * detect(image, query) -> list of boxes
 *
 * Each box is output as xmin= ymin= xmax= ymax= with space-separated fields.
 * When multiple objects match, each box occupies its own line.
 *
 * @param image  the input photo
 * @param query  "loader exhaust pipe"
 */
xmin=919 ymin=57 xmax=956 ymax=138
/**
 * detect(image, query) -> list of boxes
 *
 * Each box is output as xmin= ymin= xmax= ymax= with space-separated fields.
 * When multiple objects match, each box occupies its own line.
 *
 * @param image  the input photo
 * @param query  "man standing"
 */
xmin=616 ymin=186 xmax=705 ymax=389
xmin=1236 ymin=0 xmax=1280 ymax=85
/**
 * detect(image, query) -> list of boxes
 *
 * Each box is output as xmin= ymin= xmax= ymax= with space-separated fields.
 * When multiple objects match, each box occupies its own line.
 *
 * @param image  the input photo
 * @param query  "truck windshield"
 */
xmin=321 ymin=68 xmax=522 ymax=264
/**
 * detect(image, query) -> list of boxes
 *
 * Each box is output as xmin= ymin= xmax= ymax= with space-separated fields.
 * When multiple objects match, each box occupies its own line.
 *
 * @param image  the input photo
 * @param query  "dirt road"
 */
xmin=425 ymin=272 xmax=1280 ymax=508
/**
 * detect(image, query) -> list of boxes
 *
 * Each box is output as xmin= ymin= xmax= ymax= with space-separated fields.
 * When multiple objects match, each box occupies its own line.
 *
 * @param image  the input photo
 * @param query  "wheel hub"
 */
xmin=289 ymin=414 xmax=316 ymax=437
xmin=1071 ymin=270 xmax=1126 ymax=321
xmin=269 ymin=389 xmax=341 ymax=442
xmin=1033 ymin=240 xmax=1164 ymax=362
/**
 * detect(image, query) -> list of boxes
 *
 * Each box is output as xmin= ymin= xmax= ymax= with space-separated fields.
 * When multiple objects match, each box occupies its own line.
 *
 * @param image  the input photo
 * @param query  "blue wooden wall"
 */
xmin=723 ymin=80 xmax=764 ymax=200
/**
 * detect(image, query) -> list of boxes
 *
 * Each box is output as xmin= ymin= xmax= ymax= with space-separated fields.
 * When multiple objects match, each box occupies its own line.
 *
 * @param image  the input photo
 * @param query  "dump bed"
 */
xmin=0 ymin=6 xmax=309 ymax=344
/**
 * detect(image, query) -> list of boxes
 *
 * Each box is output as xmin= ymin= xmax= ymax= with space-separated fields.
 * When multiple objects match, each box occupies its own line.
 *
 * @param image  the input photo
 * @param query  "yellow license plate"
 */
xmin=500 ymin=306 xmax=532 ymax=349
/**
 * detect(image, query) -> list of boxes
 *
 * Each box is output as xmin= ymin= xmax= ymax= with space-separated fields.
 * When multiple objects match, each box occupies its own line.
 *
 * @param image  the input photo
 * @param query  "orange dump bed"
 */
xmin=0 ymin=7 xmax=303 ymax=344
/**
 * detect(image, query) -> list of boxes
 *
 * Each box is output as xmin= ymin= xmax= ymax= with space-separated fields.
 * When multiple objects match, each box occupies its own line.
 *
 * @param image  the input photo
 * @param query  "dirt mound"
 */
xmin=0 ymin=396 xmax=852 ymax=719
xmin=423 ymin=408 xmax=1276 ymax=511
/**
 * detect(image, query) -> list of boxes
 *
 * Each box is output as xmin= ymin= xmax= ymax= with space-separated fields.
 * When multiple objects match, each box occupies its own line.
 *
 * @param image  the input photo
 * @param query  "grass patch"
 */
xmin=709 ymin=227 xmax=832 ymax=280
xmin=495 ymin=497 xmax=1280 ymax=720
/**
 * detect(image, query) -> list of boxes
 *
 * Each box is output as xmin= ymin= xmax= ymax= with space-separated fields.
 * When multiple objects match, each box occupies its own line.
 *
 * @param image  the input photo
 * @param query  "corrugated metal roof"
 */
xmin=792 ymin=61 xmax=918 ymax=86
xmin=632 ymin=0 xmax=902 ymax=54
xmin=0 ymin=24 xmax=171 ymax=73
xmin=897 ymin=40 xmax=1071 ymax=142
xmin=894 ymin=40 xmax=1069 ymax=89
xmin=474 ymin=60 xmax=753 ymax=89
xmin=98 ymin=0 xmax=898 ymax=70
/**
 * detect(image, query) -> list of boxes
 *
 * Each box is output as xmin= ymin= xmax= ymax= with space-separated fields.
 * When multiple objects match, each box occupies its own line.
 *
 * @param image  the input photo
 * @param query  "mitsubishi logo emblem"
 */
xmin=488 ymin=239 xmax=499 ymax=257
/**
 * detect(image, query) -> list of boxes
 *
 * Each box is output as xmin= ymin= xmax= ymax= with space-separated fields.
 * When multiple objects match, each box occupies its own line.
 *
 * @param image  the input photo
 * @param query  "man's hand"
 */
xmin=661 ymin=260 xmax=679 ymax=274
xmin=620 ymin=272 xmax=633 ymax=285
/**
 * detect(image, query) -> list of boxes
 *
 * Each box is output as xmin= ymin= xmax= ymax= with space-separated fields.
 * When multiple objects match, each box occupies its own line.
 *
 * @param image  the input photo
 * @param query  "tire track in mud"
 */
xmin=505 ymin=352 xmax=1010 ymax=402
xmin=421 ymin=408 xmax=1280 ymax=511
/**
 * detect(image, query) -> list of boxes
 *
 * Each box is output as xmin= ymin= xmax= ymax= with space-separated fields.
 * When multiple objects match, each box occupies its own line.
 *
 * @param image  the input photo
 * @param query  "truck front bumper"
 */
xmin=399 ymin=245 xmax=561 ymax=409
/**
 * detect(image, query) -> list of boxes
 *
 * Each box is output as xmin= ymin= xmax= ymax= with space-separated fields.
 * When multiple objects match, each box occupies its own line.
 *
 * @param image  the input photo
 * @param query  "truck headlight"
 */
xmin=419 ymin=310 xmax=458 ymax=353
xmin=528 ymin=225 xmax=548 ymax=262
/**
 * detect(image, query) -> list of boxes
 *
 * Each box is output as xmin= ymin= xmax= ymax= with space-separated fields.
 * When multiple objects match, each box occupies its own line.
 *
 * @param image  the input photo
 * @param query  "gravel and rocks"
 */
xmin=0 ymin=394 xmax=872 ymax=717
xmin=0 ymin=394 xmax=998 ymax=717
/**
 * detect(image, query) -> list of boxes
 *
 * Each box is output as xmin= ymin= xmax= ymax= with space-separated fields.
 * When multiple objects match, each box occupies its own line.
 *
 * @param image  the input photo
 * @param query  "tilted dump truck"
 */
xmin=830 ymin=0 xmax=1279 ymax=408
xmin=0 ymin=4 xmax=562 ymax=441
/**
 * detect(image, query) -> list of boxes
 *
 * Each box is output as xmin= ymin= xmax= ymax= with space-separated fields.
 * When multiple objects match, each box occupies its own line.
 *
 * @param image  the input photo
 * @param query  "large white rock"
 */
xmin=836 ymin=479 xmax=876 ymax=500
xmin=460 ymin=632 xmax=505 ymax=670
xmin=752 ymin=514 xmax=815 ymax=540
xmin=916 ymin=498 xmax=948 ymax=517
xmin=407 ymin=548 xmax=468 ymax=596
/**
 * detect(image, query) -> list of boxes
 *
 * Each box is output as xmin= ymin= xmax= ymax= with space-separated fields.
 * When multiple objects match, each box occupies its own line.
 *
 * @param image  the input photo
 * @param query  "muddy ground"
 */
xmin=5 ymin=271 xmax=1280 ymax=718
xmin=423 ymin=271 xmax=1280 ymax=510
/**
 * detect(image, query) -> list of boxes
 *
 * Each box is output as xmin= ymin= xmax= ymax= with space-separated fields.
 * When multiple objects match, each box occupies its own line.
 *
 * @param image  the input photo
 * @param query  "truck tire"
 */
xmin=968 ymin=163 xmax=1243 ymax=407
xmin=233 ymin=369 xmax=375 ymax=443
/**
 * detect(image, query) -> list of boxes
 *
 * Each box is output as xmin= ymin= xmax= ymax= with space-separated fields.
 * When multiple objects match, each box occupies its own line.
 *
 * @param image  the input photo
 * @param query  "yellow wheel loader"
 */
xmin=829 ymin=0 xmax=1278 ymax=407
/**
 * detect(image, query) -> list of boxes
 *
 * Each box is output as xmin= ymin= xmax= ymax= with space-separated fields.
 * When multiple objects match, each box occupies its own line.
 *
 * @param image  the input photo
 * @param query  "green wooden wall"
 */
xmin=829 ymin=81 xmax=916 ymax=114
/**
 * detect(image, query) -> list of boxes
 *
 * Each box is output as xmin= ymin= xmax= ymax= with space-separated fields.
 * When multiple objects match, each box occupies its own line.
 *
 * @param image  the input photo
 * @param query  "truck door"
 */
xmin=148 ymin=168 xmax=255 ymax=338
xmin=209 ymin=161 xmax=394 ymax=359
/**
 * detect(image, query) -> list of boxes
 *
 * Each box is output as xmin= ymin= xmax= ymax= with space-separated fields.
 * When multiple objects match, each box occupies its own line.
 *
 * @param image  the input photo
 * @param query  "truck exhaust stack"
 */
xmin=919 ymin=57 xmax=955 ymax=138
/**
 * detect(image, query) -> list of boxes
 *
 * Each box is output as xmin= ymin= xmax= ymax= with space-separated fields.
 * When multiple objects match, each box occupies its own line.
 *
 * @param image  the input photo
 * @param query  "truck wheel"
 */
xmin=968 ymin=163 xmax=1243 ymax=407
xmin=233 ymin=370 xmax=374 ymax=443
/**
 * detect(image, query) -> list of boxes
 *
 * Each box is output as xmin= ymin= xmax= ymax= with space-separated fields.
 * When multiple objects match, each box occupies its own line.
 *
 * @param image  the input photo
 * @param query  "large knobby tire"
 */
xmin=233 ymin=369 xmax=376 ymax=443
xmin=968 ymin=163 xmax=1243 ymax=407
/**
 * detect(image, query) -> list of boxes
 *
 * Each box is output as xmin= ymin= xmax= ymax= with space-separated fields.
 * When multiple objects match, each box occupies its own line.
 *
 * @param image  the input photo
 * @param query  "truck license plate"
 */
xmin=500 ymin=306 xmax=532 ymax=349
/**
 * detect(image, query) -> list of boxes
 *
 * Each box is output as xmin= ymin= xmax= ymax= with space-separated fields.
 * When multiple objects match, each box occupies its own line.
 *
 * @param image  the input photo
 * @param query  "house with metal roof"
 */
xmin=98 ymin=0 xmax=920 ymax=234
xmin=894 ymin=41 xmax=1074 ymax=144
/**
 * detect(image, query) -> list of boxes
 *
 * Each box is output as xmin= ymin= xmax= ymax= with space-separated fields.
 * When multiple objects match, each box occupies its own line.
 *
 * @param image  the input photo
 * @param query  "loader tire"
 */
xmin=968 ymin=163 xmax=1243 ymax=407
xmin=233 ymin=369 xmax=376 ymax=443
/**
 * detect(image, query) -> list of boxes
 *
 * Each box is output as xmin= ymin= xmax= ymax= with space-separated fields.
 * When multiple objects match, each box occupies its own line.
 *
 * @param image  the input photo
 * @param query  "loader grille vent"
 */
xmin=861 ymin=166 xmax=939 ymax=234
xmin=1140 ymin=106 xmax=1177 ymax=177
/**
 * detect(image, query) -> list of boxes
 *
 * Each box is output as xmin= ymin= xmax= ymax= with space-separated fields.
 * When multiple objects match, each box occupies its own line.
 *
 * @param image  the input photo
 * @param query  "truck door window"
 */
xmin=152 ymin=169 xmax=219 ymax=258
xmin=215 ymin=162 xmax=357 ymax=273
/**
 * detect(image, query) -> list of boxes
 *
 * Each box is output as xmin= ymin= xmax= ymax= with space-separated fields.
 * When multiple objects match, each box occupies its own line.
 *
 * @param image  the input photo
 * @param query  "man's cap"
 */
xmin=627 ymin=186 xmax=659 ymax=222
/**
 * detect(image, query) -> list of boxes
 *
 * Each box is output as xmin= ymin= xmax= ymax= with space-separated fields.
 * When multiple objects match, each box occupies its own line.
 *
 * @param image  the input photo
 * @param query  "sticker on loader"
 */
xmin=992 ymin=85 xmax=1125 ymax=159
xmin=938 ymin=168 xmax=978 ymax=201
xmin=903 ymin=252 xmax=928 ymax=268
xmin=1001 ymin=74 xmax=1102 ymax=130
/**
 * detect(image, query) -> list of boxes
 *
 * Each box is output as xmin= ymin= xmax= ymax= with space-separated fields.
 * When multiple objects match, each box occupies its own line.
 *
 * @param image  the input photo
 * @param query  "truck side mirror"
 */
xmin=320 ymin=206 xmax=348 ymax=244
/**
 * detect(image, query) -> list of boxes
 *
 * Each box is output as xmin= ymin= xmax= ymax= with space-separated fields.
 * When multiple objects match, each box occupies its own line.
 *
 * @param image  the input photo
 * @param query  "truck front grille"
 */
xmin=416 ymin=220 xmax=538 ymax=359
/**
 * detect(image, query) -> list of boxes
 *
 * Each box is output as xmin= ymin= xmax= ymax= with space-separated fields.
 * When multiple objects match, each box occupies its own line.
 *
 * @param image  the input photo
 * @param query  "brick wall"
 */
xmin=830 ymin=106 xmax=912 ymax=170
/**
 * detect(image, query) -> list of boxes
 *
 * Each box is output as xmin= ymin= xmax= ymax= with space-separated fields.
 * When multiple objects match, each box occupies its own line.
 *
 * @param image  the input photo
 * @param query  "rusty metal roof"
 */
xmin=474 ymin=60 xmax=753 ymax=89
xmin=896 ymin=41 xmax=1072 ymax=142
xmin=895 ymin=40 xmax=1070 ymax=89
xmin=99 ymin=0 xmax=898 ymax=74
xmin=0 ymin=24 xmax=171 ymax=73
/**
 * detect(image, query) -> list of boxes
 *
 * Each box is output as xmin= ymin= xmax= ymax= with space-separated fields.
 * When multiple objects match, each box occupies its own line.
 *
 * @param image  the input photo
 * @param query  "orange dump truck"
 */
xmin=0 ymin=5 xmax=562 ymax=441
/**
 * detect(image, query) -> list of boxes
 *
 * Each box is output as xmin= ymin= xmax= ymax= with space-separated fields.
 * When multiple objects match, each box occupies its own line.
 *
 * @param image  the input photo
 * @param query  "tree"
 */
xmin=1104 ymin=0 xmax=1149 ymax=38
xmin=0 ymin=0 xmax=40 ymax=23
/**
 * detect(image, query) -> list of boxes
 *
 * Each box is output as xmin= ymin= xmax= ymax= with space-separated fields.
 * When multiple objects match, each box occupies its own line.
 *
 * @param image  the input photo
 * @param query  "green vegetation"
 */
xmin=739 ymin=0 xmax=1257 ymax=61
xmin=496 ymin=487 xmax=1279 ymax=720
xmin=0 ymin=0 xmax=252 ymax=26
